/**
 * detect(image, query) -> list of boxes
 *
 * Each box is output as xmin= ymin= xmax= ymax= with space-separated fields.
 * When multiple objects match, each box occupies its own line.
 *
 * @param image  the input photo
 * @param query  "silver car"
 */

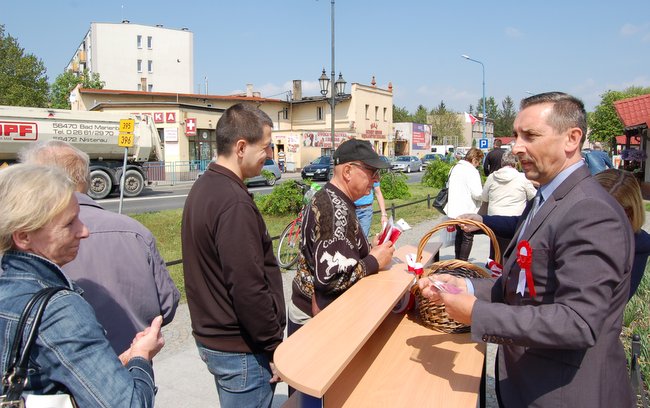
xmin=245 ymin=158 xmax=282 ymax=186
xmin=391 ymin=155 xmax=423 ymax=173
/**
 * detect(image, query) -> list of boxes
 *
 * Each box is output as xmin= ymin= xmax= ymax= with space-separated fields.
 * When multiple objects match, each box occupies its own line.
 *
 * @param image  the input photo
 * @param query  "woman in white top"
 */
xmin=444 ymin=147 xmax=484 ymax=260
xmin=481 ymin=151 xmax=537 ymax=258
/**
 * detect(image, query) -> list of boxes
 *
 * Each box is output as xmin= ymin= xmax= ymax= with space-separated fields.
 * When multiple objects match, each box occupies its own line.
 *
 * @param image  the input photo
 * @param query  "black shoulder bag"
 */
xmin=1 ymin=287 xmax=73 ymax=408
xmin=433 ymin=165 xmax=456 ymax=214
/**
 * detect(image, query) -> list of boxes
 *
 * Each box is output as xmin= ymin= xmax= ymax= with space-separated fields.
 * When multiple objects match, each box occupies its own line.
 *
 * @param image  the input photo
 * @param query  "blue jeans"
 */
xmin=356 ymin=205 xmax=373 ymax=237
xmin=196 ymin=341 xmax=276 ymax=408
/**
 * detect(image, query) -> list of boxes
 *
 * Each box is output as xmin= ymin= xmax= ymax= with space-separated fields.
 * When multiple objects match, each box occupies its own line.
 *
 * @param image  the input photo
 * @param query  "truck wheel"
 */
xmin=88 ymin=170 xmax=112 ymax=200
xmin=123 ymin=170 xmax=145 ymax=197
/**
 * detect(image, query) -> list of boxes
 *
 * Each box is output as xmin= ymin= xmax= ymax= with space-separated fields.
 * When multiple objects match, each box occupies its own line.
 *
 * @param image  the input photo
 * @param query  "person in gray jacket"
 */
xmin=19 ymin=140 xmax=180 ymax=354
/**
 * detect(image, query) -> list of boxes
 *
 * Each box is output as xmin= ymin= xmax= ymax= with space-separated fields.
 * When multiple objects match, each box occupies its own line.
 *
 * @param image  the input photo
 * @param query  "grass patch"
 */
xmin=622 ymin=263 xmax=650 ymax=395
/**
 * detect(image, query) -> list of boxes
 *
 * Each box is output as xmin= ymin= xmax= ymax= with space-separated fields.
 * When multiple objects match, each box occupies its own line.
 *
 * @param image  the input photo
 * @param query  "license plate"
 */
xmin=305 ymin=173 xmax=314 ymax=176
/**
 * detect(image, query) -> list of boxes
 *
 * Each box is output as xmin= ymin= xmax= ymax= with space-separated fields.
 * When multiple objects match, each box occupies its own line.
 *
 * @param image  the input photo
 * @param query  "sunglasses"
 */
xmin=349 ymin=162 xmax=381 ymax=179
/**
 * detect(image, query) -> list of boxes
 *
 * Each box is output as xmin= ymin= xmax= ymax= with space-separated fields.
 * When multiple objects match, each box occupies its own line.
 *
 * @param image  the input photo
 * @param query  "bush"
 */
xmin=380 ymin=171 xmax=410 ymax=199
xmin=421 ymin=160 xmax=453 ymax=188
xmin=256 ymin=179 xmax=303 ymax=215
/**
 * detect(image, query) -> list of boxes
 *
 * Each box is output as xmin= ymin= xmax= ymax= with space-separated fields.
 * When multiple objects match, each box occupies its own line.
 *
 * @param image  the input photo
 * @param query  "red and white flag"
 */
xmin=464 ymin=112 xmax=478 ymax=125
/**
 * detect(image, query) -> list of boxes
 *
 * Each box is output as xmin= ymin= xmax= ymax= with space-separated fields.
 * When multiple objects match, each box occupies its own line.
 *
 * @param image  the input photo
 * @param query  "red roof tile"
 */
xmin=615 ymin=135 xmax=641 ymax=145
xmin=613 ymin=94 xmax=650 ymax=128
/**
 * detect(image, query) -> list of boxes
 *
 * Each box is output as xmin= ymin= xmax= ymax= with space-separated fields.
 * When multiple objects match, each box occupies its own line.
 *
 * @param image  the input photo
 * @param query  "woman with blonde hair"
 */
xmin=0 ymin=164 xmax=164 ymax=407
xmin=594 ymin=169 xmax=650 ymax=299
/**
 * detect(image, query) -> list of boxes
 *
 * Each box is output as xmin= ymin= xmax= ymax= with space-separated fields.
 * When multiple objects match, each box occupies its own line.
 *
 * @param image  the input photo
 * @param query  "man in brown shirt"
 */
xmin=182 ymin=103 xmax=286 ymax=408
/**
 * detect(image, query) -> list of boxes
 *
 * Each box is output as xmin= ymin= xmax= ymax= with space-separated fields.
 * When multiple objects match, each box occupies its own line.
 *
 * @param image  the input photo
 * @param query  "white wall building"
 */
xmin=66 ymin=21 xmax=193 ymax=93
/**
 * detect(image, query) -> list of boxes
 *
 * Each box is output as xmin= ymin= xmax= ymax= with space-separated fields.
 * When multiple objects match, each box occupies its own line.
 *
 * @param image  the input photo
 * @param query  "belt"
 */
xmin=356 ymin=203 xmax=372 ymax=209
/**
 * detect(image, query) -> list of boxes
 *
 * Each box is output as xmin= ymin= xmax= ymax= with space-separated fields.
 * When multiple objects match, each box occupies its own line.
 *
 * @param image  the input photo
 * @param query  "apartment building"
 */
xmin=66 ymin=21 xmax=193 ymax=93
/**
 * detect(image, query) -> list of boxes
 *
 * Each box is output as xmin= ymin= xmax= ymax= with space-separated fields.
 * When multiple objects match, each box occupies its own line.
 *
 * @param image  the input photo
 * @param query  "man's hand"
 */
xmin=456 ymin=214 xmax=483 ymax=232
xmin=417 ymin=273 xmax=467 ymax=303
xmin=269 ymin=362 xmax=282 ymax=384
xmin=370 ymin=240 xmax=395 ymax=269
xmin=438 ymin=292 xmax=476 ymax=325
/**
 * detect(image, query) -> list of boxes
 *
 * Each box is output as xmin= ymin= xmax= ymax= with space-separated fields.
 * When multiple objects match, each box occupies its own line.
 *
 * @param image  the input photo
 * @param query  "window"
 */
xmin=137 ymin=35 xmax=142 ymax=48
xmin=147 ymin=36 xmax=152 ymax=49
xmin=375 ymin=106 xmax=379 ymax=121
xmin=147 ymin=84 xmax=153 ymax=92
xmin=365 ymin=104 xmax=369 ymax=119
xmin=383 ymin=107 xmax=387 ymax=121
xmin=147 ymin=60 xmax=153 ymax=73
xmin=317 ymin=106 xmax=324 ymax=121
xmin=137 ymin=59 xmax=142 ymax=73
xmin=137 ymin=83 xmax=142 ymax=91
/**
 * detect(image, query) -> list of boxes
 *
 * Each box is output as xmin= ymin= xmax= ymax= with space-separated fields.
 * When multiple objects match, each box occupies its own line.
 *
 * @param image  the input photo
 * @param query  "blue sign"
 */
xmin=479 ymin=138 xmax=489 ymax=149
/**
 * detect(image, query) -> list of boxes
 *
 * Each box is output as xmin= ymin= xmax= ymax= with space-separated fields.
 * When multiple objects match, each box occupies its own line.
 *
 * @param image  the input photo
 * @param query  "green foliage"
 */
xmin=494 ymin=96 xmax=517 ymax=137
xmin=380 ymin=171 xmax=410 ymax=199
xmin=255 ymin=179 xmax=303 ymax=215
xmin=428 ymin=102 xmax=464 ymax=145
xmin=589 ymin=87 xmax=650 ymax=143
xmin=473 ymin=96 xmax=499 ymax=123
xmin=421 ymin=160 xmax=452 ymax=188
xmin=412 ymin=104 xmax=429 ymax=124
xmin=0 ymin=25 xmax=49 ymax=107
xmin=50 ymin=69 xmax=104 ymax=109
xmin=260 ymin=169 xmax=274 ymax=182
xmin=622 ymin=263 xmax=650 ymax=391
xmin=393 ymin=105 xmax=411 ymax=122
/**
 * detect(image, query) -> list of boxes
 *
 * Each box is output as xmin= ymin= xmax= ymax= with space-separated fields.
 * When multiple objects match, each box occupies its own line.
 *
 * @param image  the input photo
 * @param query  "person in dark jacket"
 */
xmin=483 ymin=138 xmax=505 ymax=176
xmin=182 ymin=104 xmax=286 ymax=408
xmin=594 ymin=169 xmax=650 ymax=299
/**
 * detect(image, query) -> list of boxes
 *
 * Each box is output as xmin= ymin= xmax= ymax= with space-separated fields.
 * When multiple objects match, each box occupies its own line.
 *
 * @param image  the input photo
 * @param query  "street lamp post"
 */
xmin=318 ymin=0 xmax=346 ymax=155
xmin=461 ymin=54 xmax=486 ymax=140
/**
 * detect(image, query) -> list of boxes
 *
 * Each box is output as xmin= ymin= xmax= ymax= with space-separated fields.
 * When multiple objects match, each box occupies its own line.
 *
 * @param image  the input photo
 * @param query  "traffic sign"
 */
xmin=479 ymin=138 xmax=489 ymax=149
xmin=119 ymin=119 xmax=134 ymax=134
xmin=118 ymin=133 xmax=134 ymax=147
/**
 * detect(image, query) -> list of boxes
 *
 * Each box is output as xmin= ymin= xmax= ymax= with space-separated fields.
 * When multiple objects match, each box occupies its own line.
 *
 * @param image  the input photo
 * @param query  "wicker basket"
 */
xmin=412 ymin=219 xmax=499 ymax=333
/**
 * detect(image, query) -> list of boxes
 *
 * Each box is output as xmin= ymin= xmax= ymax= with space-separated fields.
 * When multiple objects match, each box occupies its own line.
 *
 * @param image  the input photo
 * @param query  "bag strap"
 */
xmin=445 ymin=165 xmax=456 ymax=188
xmin=2 ymin=287 xmax=67 ymax=402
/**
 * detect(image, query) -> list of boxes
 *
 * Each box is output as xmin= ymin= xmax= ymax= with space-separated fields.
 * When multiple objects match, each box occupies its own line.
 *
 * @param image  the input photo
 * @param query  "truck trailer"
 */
xmin=0 ymin=106 xmax=163 ymax=199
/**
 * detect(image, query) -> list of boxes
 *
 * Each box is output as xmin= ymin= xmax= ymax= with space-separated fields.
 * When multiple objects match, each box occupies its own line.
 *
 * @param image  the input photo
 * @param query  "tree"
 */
xmin=494 ymin=96 xmax=517 ymax=137
xmin=412 ymin=104 xmax=429 ymax=124
xmin=0 ymin=25 xmax=49 ymax=107
xmin=474 ymin=96 xmax=499 ymax=122
xmin=589 ymin=87 xmax=650 ymax=144
xmin=50 ymin=69 xmax=104 ymax=109
xmin=393 ymin=105 xmax=411 ymax=123
xmin=428 ymin=101 xmax=464 ymax=145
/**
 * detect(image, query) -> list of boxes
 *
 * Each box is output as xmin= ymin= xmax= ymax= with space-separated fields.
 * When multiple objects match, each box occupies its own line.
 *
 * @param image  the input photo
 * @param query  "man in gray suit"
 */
xmin=420 ymin=92 xmax=634 ymax=407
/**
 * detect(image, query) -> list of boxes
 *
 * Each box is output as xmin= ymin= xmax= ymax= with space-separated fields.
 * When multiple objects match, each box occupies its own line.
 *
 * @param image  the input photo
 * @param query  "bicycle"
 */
xmin=276 ymin=181 xmax=320 ymax=269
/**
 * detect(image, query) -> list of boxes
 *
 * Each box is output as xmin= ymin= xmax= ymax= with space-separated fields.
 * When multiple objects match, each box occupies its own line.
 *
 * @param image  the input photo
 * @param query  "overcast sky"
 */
xmin=4 ymin=0 xmax=650 ymax=113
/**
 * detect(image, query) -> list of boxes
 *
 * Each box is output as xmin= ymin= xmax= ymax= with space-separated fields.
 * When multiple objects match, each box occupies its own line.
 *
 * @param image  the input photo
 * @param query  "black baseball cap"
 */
xmin=333 ymin=139 xmax=391 ymax=169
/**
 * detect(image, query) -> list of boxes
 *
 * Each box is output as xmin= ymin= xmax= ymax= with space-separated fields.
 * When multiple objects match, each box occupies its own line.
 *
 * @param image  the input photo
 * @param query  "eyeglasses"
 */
xmin=348 ymin=162 xmax=381 ymax=179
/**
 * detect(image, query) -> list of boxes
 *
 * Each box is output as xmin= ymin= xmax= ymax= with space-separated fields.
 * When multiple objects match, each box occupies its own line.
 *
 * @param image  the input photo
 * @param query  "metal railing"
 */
xmin=144 ymin=160 xmax=211 ymax=185
xmin=164 ymin=194 xmax=432 ymax=267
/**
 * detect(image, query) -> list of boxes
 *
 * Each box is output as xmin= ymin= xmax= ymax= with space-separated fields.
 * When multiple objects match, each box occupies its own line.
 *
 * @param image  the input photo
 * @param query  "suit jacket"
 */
xmin=471 ymin=165 xmax=635 ymax=407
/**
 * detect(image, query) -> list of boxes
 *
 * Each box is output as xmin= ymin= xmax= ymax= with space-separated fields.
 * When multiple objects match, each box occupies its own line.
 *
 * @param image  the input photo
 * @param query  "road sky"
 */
xmin=4 ymin=1 xmax=650 ymax=113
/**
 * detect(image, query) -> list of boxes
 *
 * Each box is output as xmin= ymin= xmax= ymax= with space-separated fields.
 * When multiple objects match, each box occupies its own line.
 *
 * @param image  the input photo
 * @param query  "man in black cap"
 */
xmin=288 ymin=139 xmax=395 ymax=335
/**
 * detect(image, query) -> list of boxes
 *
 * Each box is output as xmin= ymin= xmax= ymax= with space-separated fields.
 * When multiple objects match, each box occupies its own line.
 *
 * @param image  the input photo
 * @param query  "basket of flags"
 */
xmin=412 ymin=219 xmax=498 ymax=333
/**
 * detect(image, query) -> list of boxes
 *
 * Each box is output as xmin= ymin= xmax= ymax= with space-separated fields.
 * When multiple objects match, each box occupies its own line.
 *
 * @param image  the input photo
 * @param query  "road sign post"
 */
xmin=117 ymin=119 xmax=135 ymax=214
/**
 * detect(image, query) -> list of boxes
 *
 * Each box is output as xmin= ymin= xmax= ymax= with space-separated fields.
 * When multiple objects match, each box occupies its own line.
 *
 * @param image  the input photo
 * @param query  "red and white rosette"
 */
xmin=516 ymin=240 xmax=536 ymax=297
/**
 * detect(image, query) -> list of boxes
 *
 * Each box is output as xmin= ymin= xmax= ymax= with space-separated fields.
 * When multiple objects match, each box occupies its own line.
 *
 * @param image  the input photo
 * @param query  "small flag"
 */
xmin=464 ymin=112 xmax=478 ymax=125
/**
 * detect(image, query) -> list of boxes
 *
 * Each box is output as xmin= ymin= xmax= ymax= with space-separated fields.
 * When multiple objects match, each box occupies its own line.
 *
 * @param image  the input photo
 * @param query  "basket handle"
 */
xmin=416 ymin=219 xmax=501 ymax=264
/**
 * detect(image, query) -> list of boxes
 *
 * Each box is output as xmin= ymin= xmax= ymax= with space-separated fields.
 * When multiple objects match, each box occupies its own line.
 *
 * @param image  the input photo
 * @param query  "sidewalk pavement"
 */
xmin=154 ymin=214 xmax=498 ymax=407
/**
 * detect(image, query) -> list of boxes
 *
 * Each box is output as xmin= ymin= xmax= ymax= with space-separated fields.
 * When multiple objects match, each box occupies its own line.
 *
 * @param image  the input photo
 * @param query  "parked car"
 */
xmin=379 ymin=155 xmax=392 ymax=166
xmin=301 ymin=155 xmax=332 ymax=180
xmin=391 ymin=155 xmax=423 ymax=173
xmin=197 ymin=159 xmax=282 ymax=186
xmin=421 ymin=153 xmax=445 ymax=167
xmin=245 ymin=158 xmax=282 ymax=186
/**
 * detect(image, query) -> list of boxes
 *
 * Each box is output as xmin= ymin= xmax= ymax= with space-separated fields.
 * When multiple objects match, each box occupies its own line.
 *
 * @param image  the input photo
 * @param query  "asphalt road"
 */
xmin=98 ymin=171 xmax=424 ymax=214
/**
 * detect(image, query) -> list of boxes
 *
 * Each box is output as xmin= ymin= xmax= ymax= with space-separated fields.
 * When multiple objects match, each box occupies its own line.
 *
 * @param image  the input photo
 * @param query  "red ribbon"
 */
xmin=516 ymin=240 xmax=536 ymax=297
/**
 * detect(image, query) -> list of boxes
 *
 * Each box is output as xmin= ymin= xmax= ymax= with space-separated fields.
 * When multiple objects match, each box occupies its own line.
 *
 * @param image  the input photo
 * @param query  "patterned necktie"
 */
xmin=518 ymin=191 xmax=543 ymax=241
